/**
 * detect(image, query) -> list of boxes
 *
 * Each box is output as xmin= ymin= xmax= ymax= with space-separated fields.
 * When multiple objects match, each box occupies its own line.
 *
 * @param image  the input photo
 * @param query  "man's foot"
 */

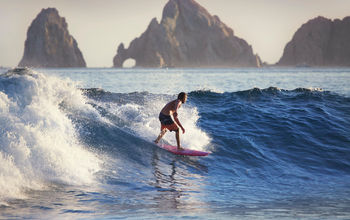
xmin=177 ymin=146 xmax=184 ymax=151
xmin=154 ymin=140 xmax=159 ymax=144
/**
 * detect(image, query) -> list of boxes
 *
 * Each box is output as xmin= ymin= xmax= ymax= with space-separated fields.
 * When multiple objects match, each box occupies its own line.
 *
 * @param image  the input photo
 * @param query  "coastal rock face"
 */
xmin=278 ymin=16 xmax=350 ymax=66
xmin=113 ymin=0 xmax=259 ymax=68
xmin=19 ymin=8 xmax=86 ymax=68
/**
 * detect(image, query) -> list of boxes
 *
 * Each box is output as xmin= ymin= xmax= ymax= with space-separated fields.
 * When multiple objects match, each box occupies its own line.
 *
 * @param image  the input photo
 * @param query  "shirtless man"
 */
xmin=154 ymin=92 xmax=187 ymax=150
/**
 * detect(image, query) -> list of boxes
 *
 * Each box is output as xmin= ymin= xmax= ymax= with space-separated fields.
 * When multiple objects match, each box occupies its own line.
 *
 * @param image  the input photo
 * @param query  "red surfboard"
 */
xmin=157 ymin=143 xmax=210 ymax=156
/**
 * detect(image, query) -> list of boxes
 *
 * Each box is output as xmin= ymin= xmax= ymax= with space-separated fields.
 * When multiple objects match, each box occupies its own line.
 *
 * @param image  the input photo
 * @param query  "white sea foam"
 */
xmin=98 ymin=95 xmax=211 ymax=151
xmin=0 ymin=69 xmax=101 ymax=201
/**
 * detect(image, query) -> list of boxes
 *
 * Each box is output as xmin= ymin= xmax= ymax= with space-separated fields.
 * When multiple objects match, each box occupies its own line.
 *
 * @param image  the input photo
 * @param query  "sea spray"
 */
xmin=135 ymin=98 xmax=211 ymax=151
xmin=84 ymin=92 xmax=211 ymax=151
xmin=0 ymin=68 xmax=101 ymax=201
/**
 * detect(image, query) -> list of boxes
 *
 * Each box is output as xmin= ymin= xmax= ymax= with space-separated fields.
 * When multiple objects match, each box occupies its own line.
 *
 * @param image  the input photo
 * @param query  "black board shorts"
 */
xmin=159 ymin=112 xmax=174 ymax=125
xmin=159 ymin=113 xmax=179 ymax=132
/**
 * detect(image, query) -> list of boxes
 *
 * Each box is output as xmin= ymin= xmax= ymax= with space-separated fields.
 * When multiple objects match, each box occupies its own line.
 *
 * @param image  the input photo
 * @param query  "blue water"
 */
xmin=0 ymin=67 xmax=350 ymax=219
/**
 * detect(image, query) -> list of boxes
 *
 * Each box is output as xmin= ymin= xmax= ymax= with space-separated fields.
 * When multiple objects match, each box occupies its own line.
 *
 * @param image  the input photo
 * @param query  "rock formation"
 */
xmin=113 ymin=0 xmax=259 ymax=68
xmin=19 ymin=8 xmax=86 ymax=68
xmin=278 ymin=16 xmax=350 ymax=67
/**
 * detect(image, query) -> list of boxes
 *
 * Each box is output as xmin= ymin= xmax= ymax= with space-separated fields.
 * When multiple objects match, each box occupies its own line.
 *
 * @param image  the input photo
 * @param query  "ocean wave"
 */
xmin=81 ymin=86 xmax=350 ymax=177
xmin=189 ymin=87 xmax=350 ymax=177
xmin=0 ymin=68 xmax=101 ymax=201
xmin=190 ymin=87 xmax=330 ymax=98
xmin=1 ymin=68 xmax=349 ymax=202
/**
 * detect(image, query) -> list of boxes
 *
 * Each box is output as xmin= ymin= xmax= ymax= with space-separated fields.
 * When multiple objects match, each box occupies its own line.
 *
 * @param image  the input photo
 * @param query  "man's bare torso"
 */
xmin=160 ymin=99 xmax=181 ymax=116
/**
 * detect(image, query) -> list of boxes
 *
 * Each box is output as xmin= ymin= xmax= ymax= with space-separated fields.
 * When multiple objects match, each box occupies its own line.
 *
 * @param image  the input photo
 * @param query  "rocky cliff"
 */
xmin=113 ymin=0 xmax=259 ymax=68
xmin=278 ymin=16 xmax=350 ymax=67
xmin=19 ymin=8 xmax=86 ymax=68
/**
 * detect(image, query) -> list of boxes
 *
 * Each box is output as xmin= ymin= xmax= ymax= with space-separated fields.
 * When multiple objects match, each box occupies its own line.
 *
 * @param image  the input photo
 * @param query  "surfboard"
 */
xmin=157 ymin=143 xmax=210 ymax=156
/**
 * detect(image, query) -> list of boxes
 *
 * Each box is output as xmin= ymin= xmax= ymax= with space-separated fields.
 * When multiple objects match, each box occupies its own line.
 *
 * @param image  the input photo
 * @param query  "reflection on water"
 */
xmin=150 ymin=148 xmax=210 ymax=212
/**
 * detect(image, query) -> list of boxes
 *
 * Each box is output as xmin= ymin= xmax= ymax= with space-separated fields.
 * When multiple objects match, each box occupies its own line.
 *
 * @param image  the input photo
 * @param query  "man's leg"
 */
xmin=175 ymin=130 xmax=183 ymax=150
xmin=155 ymin=128 xmax=167 ymax=144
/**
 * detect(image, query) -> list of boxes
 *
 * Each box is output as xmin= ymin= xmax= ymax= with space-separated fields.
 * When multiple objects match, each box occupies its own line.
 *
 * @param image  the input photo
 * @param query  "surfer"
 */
xmin=154 ymin=92 xmax=187 ymax=150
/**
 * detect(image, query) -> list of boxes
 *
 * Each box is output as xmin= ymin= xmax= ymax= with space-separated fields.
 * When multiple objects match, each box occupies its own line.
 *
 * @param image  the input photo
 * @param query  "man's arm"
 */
xmin=173 ymin=112 xmax=185 ymax=134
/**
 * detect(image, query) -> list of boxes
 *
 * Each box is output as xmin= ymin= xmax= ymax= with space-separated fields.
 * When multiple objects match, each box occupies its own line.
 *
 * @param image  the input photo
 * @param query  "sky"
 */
xmin=0 ymin=0 xmax=349 ymax=67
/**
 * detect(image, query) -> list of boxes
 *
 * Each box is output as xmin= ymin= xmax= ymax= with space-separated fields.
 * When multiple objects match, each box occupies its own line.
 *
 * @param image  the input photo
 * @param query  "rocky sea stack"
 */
xmin=19 ymin=8 xmax=86 ymax=68
xmin=278 ymin=16 xmax=350 ymax=67
xmin=113 ymin=0 xmax=260 ymax=68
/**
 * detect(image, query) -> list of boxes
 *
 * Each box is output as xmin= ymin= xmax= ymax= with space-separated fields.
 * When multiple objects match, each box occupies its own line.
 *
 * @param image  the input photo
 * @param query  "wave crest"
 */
xmin=0 ymin=68 xmax=101 ymax=201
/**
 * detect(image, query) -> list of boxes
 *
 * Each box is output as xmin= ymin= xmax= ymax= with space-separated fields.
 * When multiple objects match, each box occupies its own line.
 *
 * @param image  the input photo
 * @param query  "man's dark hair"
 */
xmin=178 ymin=92 xmax=187 ymax=102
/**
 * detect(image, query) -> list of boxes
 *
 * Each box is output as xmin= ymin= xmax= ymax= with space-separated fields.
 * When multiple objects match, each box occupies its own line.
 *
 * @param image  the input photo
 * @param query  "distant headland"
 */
xmin=277 ymin=16 xmax=350 ymax=67
xmin=113 ymin=0 xmax=260 ymax=68
xmin=18 ymin=0 xmax=350 ymax=68
xmin=19 ymin=8 xmax=86 ymax=68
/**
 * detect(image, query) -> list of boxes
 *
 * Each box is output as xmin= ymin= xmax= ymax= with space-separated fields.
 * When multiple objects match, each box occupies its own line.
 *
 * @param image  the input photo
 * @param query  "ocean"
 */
xmin=0 ymin=67 xmax=349 ymax=219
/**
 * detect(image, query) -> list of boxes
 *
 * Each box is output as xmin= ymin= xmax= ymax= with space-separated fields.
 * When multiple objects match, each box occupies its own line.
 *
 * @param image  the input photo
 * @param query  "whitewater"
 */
xmin=0 ymin=67 xmax=349 ymax=219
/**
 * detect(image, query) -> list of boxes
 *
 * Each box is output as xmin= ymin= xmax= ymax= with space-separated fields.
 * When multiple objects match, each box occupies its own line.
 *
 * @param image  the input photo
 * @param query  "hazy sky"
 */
xmin=0 ymin=0 xmax=349 ymax=67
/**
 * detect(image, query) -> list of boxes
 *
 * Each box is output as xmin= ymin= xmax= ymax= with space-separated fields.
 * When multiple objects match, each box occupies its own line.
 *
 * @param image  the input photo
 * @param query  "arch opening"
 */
xmin=122 ymin=58 xmax=136 ymax=68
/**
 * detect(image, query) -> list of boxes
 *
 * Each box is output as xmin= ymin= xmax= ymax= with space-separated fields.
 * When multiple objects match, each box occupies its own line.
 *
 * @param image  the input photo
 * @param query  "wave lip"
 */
xmin=0 ymin=68 xmax=101 ymax=201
